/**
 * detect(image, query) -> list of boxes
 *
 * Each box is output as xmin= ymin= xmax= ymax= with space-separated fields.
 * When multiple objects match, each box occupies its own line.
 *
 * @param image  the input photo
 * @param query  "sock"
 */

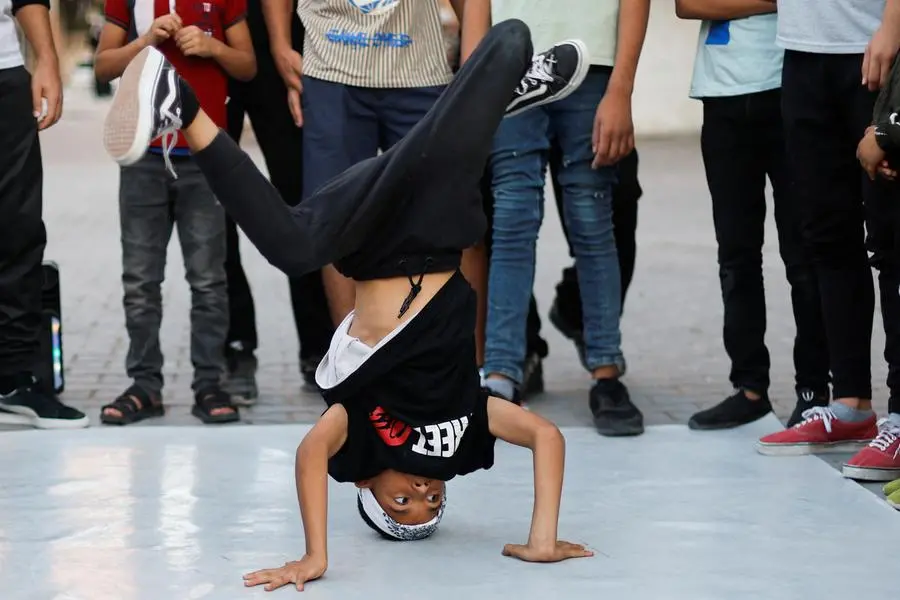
xmin=830 ymin=401 xmax=874 ymax=422
xmin=177 ymin=77 xmax=200 ymax=129
xmin=484 ymin=377 xmax=515 ymax=401
xmin=888 ymin=412 xmax=900 ymax=427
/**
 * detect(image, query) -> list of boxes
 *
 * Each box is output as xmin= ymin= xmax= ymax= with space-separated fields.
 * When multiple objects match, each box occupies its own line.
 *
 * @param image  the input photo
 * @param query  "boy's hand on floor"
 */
xmin=502 ymin=540 xmax=594 ymax=563
xmin=243 ymin=555 xmax=327 ymax=592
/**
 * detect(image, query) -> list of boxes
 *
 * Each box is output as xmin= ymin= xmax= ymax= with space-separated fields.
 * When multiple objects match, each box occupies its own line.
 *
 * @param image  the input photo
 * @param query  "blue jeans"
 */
xmin=485 ymin=69 xmax=623 ymax=383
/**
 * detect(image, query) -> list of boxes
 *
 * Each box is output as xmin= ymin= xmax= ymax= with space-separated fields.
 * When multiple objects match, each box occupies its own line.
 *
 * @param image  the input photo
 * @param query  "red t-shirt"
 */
xmin=104 ymin=0 xmax=246 ymax=149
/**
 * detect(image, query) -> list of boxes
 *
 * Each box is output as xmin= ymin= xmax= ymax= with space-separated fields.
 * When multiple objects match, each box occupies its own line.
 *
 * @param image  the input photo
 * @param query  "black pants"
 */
xmin=550 ymin=148 xmax=640 ymax=324
xmin=782 ymin=50 xmax=900 ymax=412
xmin=225 ymin=65 xmax=333 ymax=362
xmin=196 ymin=21 xmax=531 ymax=286
xmin=701 ymin=88 xmax=829 ymax=394
xmin=481 ymin=147 xmax=640 ymax=358
xmin=0 ymin=66 xmax=46 ymax=385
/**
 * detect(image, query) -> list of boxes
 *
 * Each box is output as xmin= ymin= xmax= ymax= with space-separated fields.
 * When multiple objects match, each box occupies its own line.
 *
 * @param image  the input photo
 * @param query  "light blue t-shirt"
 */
xmin=777 ymin=0 xmax=884 ymax=54
xmin=689 ymin=15 xmax=783 ymax=99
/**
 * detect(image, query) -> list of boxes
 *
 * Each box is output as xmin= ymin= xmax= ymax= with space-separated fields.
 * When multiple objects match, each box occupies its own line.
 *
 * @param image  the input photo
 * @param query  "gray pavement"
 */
xmin=35 ymin=75 xmax=891 ymax=431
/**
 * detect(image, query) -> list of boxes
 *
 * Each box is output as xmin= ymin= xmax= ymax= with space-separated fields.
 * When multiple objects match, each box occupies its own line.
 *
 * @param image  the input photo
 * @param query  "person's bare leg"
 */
xmin=461 ymin=243 xmax=487 ymax=366
xmin=181 ymin=111 xmax=220 ymax=153
xmin=323 ymin=265 xmax=356 ymax=325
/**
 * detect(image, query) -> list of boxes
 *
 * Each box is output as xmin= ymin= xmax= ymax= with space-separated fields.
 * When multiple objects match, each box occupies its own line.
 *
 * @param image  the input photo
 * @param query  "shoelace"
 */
xmin=870 ymin=418 xmax=900 ymax=453
xmin=158 ymin=67 xmax=183 ymax=179
xmin=515 ymin=53 xmax=557 ymax=95
xmin=797 ymin=405 xmax=837 ymax=433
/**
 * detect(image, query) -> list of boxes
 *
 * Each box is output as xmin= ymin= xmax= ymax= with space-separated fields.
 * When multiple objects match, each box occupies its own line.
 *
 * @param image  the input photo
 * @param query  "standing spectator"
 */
xmin=674 ymin=0 xmax=831 ymax=431
xmin=756 ymin=0 xmax=900 ymax=482
xmin=94 ymin=0 xmax=256 ymax=424
xmin=265 ymin=0 xmax=491 ymax=336
xmin=482 ymin=0 xmax=651 ymax=437
xmin=0 ymin=0 xmax=88 ymax=429
xmin=543 ymin=147 xmax=642 ymax=372
xmin=223 ymin=0 xmax=334 ymax=400
xmin=480 ymin=148 xmax=643 ymax=400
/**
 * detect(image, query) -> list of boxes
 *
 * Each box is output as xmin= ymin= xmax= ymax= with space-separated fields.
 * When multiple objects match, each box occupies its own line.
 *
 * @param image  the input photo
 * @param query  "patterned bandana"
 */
xmin=357 ymin=486 xmax=446 ymax=541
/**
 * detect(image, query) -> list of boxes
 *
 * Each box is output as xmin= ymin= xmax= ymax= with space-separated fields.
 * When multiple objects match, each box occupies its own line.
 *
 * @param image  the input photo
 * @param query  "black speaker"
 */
xmin=35 ymin=261 xmax=64 ymax=395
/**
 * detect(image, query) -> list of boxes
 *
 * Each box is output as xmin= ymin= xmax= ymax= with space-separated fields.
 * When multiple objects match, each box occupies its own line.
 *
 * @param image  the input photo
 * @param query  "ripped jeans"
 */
xmin=484 ymin=68 xmax=624 ymax=384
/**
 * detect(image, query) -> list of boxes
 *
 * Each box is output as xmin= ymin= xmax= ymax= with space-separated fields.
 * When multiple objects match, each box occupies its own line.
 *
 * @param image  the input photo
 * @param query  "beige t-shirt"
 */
xmin=298 ymin=0 xmax=454 ymax=88
xmin=491 ymin=0 xmax=620 ymax=66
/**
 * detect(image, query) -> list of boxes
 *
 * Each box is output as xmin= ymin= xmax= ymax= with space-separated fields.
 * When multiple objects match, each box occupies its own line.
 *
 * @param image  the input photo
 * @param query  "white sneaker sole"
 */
xmin=103 ymin=46 xmax=165 ymax=166
xmin=755 ymin=440 xmax=870 ymax=456
xmin=506 ymin=38 xmax=591 ymax=118
xmin=0 ymin=405 xmax=90 ymax=430
xmin=841 ymin=464 xmax=900 ymax=481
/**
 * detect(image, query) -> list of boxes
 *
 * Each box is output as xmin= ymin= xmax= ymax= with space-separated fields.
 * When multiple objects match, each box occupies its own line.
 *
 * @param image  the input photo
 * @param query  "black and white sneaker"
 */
xmin=103 ymin=46 xmax=183 ymax=175
xmin=506 ymin=39 xmax=590 ymax=117
xmin=0 ymin=376 xmax=89 ymax=429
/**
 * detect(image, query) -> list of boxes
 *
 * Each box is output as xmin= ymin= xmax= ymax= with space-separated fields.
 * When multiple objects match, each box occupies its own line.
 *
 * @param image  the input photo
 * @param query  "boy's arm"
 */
xmin=486 ymin=397 xmax=592 ymax=562
xmin=212 ymin=20 xmax=257 ymax=81
xmin=243 ymin=404 xmax=348 ymax=592
xmin=13 ymin=0 xmax=62 ymax=128
xmin=94 ymin=23 xmax=149 ymax=83
xmin=592 ymin=0 xmax=651 ymax=168
xmin=674 ymin=0 xmax=775 ymax=20
xmin=450 ymin=0 xmax=490 ymax=65
xmin=295 ymin=404 xmax=349 ymax=561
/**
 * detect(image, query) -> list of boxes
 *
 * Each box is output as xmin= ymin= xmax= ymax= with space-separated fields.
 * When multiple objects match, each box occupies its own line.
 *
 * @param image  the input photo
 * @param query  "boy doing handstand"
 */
xmin=102 ymin=19 xmax=593 ymax=592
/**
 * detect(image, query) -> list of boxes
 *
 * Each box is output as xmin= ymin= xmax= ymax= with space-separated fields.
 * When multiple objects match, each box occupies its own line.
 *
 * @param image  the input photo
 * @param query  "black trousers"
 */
xmin=782 ymin=50 xmax=900 ymax=412
xmin=701 ymin=88 xmax=829 ymax=394
xmin=196 ymin=21 xmax=532 ymax=287
xmin=0 ymin=66 xmax=46 ymax=385
xmin=225 ymin=64 xmax=333 ymax=362
xmin=481 ymin=147 xmax=640 ymax=358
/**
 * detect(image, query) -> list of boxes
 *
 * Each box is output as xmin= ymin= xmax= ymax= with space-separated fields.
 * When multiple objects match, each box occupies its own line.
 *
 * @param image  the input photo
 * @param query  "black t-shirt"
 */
xmin=322 ymin=271 xmax=497 ymax=482
xmin=328 ymin=390 xmax=495 ymax=482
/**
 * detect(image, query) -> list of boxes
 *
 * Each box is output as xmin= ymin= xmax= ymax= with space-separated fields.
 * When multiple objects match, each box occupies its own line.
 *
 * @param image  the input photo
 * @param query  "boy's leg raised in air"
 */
xmin=103 ymin=20 xmax=589 ymax=279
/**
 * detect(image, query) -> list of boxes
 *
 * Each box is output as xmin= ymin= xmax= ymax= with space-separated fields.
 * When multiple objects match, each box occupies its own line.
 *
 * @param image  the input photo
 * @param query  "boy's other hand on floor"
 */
xmin=243 ymin=554 xmax=327 ymax=592
xmin=502 ymin=539 xmax=594 ymax=563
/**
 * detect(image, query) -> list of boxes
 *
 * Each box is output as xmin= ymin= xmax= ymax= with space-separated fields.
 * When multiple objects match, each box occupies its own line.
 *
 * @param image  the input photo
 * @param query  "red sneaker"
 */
xmin=842 ymin=418 xmax=900 ymax=481
xmin=756 ymin=406 xmax=877 ymax=456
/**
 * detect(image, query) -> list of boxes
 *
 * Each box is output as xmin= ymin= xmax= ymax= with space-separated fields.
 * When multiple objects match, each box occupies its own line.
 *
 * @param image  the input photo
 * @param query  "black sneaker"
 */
xmin=590 ymin=378 xmax=643 ymax=436
xmin=506 ymin=39 xmax=590 ymax=117
xmin=0 ymin=376 xmax=89 ymax=429
xmin=103 ymin=46 xmax=183 ymax=171
xmin=688 ymin=390 xmax=772 ymax=431
xmin=521 ymin=352 xmax=545 ymax=399
xmin=301 ymin=357 xmax=322 ymax=393
xmin=224 ymin=344 xmax=259 ymax=406
xmin=786 ymin=387 xmax=829 ymax=428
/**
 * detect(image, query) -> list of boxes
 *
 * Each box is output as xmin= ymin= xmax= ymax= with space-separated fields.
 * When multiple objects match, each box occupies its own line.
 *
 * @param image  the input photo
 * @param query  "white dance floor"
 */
xmin=1 ymin=415 xmax=897 ymax=600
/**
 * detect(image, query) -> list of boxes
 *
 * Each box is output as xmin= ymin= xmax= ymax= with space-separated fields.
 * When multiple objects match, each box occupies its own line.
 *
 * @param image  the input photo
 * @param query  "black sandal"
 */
xmin=100 ymin=385 xmax=165 ymax=425
xmin=192 ymin=386 xmax=240 ymax=424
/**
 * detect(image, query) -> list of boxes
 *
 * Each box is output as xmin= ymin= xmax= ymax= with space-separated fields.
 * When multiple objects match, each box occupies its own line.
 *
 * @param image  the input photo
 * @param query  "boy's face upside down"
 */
xmin=358 ymin=470 xmax=446 ymax=525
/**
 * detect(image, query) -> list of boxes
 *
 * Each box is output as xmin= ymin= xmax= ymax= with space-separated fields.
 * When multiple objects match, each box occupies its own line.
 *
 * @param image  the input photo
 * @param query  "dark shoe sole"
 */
xmin=594 ymin=416 xmax=645 ymax=437
xmin=191 ymin=404 xmax=241 ymax=425
xmin=688 ymin=409 xmax=772 ymax=431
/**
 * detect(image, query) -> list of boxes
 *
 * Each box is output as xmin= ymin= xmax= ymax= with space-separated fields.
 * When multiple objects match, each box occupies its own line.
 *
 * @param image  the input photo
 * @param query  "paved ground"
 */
xmin=35 ymin=74 xmax=891 ymax=432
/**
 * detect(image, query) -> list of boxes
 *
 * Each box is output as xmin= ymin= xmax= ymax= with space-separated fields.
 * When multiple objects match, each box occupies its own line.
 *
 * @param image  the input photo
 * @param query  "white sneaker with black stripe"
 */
xmin=506 ymin=39 xmax=590 ymax=117
xmin=103 ymin=46 xmax=183 ymax=176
